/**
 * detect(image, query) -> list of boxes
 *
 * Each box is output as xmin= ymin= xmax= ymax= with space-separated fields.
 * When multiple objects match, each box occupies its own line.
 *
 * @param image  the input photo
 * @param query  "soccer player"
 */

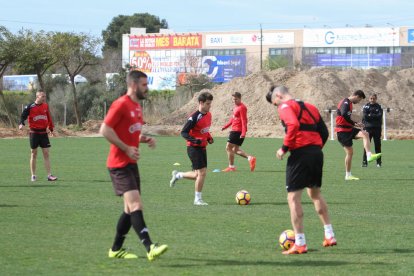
xmin=335 ymin=90 xmax=382 ymax=180
xmin=100 ymin=70 xmax=168 ymax=261
xmin=221 ymin=92 xmax=256 ymax=172
xmin=266 ymin=85 xmax=336 ymax=255
xmin=362 ymin=94 xmax=383 ymax=167
xmin=169 ymin=92 xmax=214 ymax=206
xmin=19 ymin=91 xmax=58 ymax=182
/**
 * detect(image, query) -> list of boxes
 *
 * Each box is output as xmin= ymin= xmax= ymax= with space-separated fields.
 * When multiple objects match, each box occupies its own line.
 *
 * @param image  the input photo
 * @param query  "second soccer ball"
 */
xmin=235 ymin=190 xmax=251 ymax=205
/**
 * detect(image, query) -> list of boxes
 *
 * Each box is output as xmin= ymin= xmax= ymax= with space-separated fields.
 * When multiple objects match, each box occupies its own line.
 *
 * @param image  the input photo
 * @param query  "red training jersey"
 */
xmin=335 ymin=98 xmax=355 ymax=133
xmin=104 ymin=95 xmax=144 ymax=168
xmin=20 ymin=102 xmax=54 ymax=132
xmin=222 ymin=103 xmax=248 ymax=137
xmin=278 ymin=99 xmax=327 ymax=152
xmin=181 ymin=111 xmax=212 ymax=147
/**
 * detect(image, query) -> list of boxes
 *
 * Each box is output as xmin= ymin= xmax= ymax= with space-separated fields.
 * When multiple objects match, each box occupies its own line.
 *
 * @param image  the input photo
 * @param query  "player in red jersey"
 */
xmin=221 ymin=92 xmax=256 ymax=172
xmin=335 ymin=90 xmax=381 ymax=180
xmin=100 ymin=70 xmax=168 ymax=261
xmin=266 ymin=86 xmax=336 ymax=255
xmin=19 ymin=91 xmax=57 ymax=182
xmin=169 ymin=92 xmax=214 ymax=206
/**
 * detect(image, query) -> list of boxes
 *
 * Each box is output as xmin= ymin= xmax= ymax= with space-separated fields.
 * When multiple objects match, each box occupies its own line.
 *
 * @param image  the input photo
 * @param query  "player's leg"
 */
xmin=40 ymin=134 xmax=57 ymax=181
xmin=194 ymin=167 xmax=208 ymax=205
xmin=307 ymin=188 xmax=337 ymax=246
xmin=30 ymin=148 xmax=37 ymax=181
xmin=343 ymin=146 xmax=358 ymax=180
xmin=235 ymin=145 xmax=256 ymax=172
xmin=373 ymin=128 xmax=382 ymax=166
xmin=223 ymin=142 xmax=236 ymax=171
xmin=356 ymin=130 xmax=381 ymax=162
xmin=362 ymin=130 xmax=374 ymax=167
xmin=170 ymin=146 xmax=201 ymax=187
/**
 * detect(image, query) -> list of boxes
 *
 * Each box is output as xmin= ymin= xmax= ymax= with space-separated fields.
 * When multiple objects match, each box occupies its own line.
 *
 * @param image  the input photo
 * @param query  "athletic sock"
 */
xmin=176 ymin=172 xmax=184 ymax=179
xmin=130 ymin=210 xmax=152 ymax=252
xmin=295 ymin=233 xmax=306 ymax=246
xmin=111 ymin=212 xmax=131 ymax=251
xmin=247 ymin=156 xmax=252 ymax=161
xmin=324 ymin=224 xmax=335 ymax=239
xmin=195 ymin=192 xmax=202 ymax=201
xmin=229 ymin=165 xmax=235 ymax=168
xmin=346 ymin=172 xmax=352 ymax=178
xmin=367 ymin=152 xmax=372 ymax=159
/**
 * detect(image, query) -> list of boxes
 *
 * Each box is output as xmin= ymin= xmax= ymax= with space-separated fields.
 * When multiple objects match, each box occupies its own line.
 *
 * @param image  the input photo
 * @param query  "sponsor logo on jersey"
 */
xmin=33 ymin=115 xmax=48 ymax=121
xmin=200 ymin=127 xmax=210 ymax=134
xmin=129 ymin=123 xmax=142 ymax=134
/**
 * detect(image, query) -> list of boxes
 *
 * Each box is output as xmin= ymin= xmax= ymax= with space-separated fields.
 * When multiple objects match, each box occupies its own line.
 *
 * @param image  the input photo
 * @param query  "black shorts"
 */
xmin=108 ymin=163 xmax=141 ymax=196
xmin=30 ymin=132 xmax=51 ymax=149
xmin=286 ymin=145 xmax=323 ymax=192
xmin=187 ymin=146 xmax=207 ymax=170
xmin=337 ymin=128 xmax=360 ymax=147
xmin=227 ymin=131 xmax=245 ymax=146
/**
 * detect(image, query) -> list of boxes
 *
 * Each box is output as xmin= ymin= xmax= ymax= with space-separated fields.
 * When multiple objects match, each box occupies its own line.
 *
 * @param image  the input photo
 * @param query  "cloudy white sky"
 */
xmin=1 ymin=0 xmax=413 ymax=37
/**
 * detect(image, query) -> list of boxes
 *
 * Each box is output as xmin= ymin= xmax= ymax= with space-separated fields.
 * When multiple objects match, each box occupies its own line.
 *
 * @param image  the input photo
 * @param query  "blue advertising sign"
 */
xmin=202 ymin=55 xmax=246 ymax=83
xmin=303 ymin=54 xmax=401 ymax=67
xmin=408 ymin=29 xmax=414 ymax=43
xmin=3 ymin=75 xmax=37 ymax=91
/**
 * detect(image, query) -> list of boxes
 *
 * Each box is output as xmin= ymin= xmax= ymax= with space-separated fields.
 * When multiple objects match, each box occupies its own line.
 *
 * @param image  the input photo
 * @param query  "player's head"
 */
xmin=35 ymin=91 xmax=46 ymax=104
xmin=198 ymin=92 xmax=213 ymax=113
xmin=369 ymin=94 xmax=377 ymax=104
xmin=127 ymin=70 xmax=148 ymax=100
xmin=266 ymin=85 xmax=289 ymax=106
xmin=350 ymin=89 xmax=366 ymax=104
xmin=232 ymin=92 xmax=242 ymax=105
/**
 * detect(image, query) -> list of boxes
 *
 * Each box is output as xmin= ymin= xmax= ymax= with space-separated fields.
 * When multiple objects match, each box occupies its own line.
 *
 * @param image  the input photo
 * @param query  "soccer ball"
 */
xmin=235 ymin=190 xmax=251 ymax=205
xmin=279 ymin=230 xmax=295 ymax=250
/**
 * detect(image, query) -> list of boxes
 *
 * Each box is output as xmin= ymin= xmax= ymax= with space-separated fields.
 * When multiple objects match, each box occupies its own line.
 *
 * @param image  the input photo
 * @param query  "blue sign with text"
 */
xmin=408 ymin=29 xmax=414 ymax=43
xmin=202 ymin=55 xmax=246 ymax=83
xmin=303 ymin=54 xmax=401 ymax=67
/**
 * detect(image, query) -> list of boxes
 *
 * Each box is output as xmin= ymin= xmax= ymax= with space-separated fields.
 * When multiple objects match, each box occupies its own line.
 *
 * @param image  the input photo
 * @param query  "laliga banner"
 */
xmin=130 ymin=34 xmax=202 ymax=50
xmin=202 ymin=55 xmax=246 ymax=83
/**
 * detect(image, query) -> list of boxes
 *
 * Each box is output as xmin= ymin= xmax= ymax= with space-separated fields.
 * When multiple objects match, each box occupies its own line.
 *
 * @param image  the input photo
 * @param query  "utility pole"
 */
xmin=260 ymin=24 xmax=263 ymax=70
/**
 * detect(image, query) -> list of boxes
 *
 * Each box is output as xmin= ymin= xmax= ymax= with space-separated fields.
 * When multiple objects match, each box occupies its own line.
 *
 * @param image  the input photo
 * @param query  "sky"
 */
xmin=1 ymin=0 xmax=414 ymax=38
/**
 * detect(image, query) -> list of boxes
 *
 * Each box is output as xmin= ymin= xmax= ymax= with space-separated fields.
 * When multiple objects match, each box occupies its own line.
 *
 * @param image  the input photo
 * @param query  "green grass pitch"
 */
xmin=0 ymin=136 xmax=413 ymax=275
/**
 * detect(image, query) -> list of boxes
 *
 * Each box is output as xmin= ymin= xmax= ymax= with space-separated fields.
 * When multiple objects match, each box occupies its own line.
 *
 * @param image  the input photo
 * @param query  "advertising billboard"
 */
xmin=202 ymin=55 xmax=246 ymax=83
xmin=146 ymin=73 xmax=176 ymax=90
xmin=3 ymin=75 xmax=37 ymax=91
xmin=408 ymin=29 xmax=414 ymax=43
xmin=303 ymin=53 xmax=401 ymax=67
xmin=129 ymin=34 xmax=202 ymax=50
xmin=303 ymin=28 xmax=399 ymax=47
xmin=206 ymin=32 xmax=294 ymax=47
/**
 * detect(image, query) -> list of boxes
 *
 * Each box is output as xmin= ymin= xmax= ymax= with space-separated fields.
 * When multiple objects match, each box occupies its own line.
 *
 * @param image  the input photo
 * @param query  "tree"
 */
xmin=0 ymin=26 xmax=21 ymax=127
xmin=52 ymin=32 xmax=100 ymax=127
xmin=102 ymin=13 xmax=168 ymax=51
xmin=14 ymin=30 xmax=56 ymax=92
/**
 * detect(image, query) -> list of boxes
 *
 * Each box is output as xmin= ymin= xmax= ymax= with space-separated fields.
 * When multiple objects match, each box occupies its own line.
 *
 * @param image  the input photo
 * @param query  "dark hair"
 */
xmin=353 ymin=90 xmax=366 ymax=99
xmin=127 ymin=70 xmax=147 ymax=84
xmin=232 ymin=92 xmax=242 ymax=99
xmin=370 ymin=94 xmax=377 ymax=98
xmin=266 ymin=85 xmax=276 ymax=103
xmin=198 ymin=92 xmax=213 ymax=103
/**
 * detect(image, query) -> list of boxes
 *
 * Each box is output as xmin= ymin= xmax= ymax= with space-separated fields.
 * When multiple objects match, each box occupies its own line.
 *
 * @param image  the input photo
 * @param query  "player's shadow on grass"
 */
xmin=0 ymin=204 xmax=19 ymax=208
xmin=162 ymin=257 xmax=387 ymax=268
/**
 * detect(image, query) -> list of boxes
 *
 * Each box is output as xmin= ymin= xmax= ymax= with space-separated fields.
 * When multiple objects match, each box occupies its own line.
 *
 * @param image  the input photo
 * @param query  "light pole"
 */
xmin=387 ymin=23 xmax=395 ymax=67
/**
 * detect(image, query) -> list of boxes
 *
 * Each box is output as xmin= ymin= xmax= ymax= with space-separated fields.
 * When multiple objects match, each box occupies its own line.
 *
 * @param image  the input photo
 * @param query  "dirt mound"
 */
xmin=161 ymin=67 xmax=414 ymax=138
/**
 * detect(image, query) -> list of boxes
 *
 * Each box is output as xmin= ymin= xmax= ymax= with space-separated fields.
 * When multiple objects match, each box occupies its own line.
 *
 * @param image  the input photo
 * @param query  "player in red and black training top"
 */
xmin=19 ymin=91 xmax=57 ymax=182
xmin=335 ymin=90 xmax=381 ymax=181
xmin=266 ymin=85 xmax=336 ymax=255
xmin=169 ymin=92 xmax=214 ymax=206
xmin=100 ymin=70 xmax=168 ymax=261
xmin=221 ymin=92 xmax=256 ymax=172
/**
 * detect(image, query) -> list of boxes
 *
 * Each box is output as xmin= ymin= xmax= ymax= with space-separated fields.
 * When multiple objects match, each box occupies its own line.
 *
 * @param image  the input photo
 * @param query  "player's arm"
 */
xmin=140 ymin=134 xmax=156 ymax=149
xmin=19 ymin=104 xmax=30 ymax=129
xmin=207 ymin=132 xmax=214 ymax=144
xmin=339 ymin=100 xmax=356 ymax=126
xmin=277 ymin=105 xmax=300 ymax=159
xmin=46 ymin=105 xmax=54 ymax=132
xmin=221 ymin=118 xmax=232 ymax=130
xmin=317 ymin=115 xmax=329 ymax=146
xmin=181 ymin=116 xmax=201 ymax=144
xmin=100 ymin=123 xmax=139 ymax=160
xmin=240 ymin=106 xmax=247 ymax=138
